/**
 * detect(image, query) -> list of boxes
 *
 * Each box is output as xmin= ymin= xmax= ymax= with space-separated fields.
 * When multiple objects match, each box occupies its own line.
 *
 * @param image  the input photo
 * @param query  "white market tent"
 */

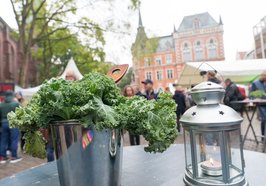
xmin=15 ymin=58 xmax=83 ymax=99
xmin=177 ymin=59 xmax=266 ymax=87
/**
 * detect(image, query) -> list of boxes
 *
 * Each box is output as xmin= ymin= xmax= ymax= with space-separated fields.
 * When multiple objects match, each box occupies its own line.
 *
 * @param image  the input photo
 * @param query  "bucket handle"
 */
xmin=109 ymin=129 xmax=117 ymax=157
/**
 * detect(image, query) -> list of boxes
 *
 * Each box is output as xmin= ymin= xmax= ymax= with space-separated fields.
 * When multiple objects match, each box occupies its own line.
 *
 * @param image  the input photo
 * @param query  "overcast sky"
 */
xmin=0 ymin=0 xmax=265 ymax=65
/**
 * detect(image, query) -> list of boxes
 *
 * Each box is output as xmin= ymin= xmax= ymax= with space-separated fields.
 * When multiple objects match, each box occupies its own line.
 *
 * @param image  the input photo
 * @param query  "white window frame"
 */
xmin=146 ymin=71 xmax=152 ymax=80
xmin=155 ymin=56 xmax=162 ymax=66
xmin=167 ymin=69 xmax=173 ymax=79
xmin=183 ymin=49 xmax=192 ymax=62
xmin=144 ymin=57 xmax=151 ymax=67
xmin=156 ymin=70 xmax=163 ymax=80
xmin=195 ymin=41 xmax=203 ymax=60
xmin=208 ymin=39 xmax=217 ymax=59
xmin=165 ymin=54 xmax=172 ymax=64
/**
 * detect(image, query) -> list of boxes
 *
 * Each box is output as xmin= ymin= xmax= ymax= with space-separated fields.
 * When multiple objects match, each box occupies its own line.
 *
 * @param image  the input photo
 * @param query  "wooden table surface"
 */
xmin=0 ymin=144 xmax=265 ymax=186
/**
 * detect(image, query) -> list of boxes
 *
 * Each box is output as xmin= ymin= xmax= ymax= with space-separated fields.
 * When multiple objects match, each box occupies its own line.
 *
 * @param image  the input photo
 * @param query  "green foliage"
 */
xmin=129 ymin=0 xmax=141 ymax=10
xmin=250 ymin=90 xmax=266 ymax=98
xmin=24 ymin=131 xmax=46 ymax=159
xmin=116 ymin=93 xmax=177 ymax=153
xmin=117 ymin=67 xmax=132 ymax=89
xmin=8 ymin=94 xmax=42 ymax=131
xmin=132 ymin=37 xmax=159 ymax=60
xmin=33 ymin=18 xmax=107 ymax=82
xmin=12 ymin=0 xmax=137 ymax=86
xmin=8 ymin=72 xmax=177 ymax=154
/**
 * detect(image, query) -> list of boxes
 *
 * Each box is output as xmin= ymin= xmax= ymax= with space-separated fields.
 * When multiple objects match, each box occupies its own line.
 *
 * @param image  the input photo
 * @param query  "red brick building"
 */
xmin=0 ymin=17 xmax=37 ymax=86
xmin=253 ymin=16 xmax=266 ymax=59
xmin=132 ymin=12 xmax=225 ymax=91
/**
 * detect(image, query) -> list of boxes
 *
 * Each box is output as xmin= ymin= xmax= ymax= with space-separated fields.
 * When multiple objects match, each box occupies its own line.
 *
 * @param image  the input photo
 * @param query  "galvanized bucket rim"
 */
xmin=51 ymin=119 xmax=81 ymax=126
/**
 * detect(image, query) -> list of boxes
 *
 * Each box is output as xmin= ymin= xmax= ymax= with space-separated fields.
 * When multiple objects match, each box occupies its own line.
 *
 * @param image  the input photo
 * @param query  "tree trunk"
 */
xmin=19 ymin=51 xmax=30 ymax=88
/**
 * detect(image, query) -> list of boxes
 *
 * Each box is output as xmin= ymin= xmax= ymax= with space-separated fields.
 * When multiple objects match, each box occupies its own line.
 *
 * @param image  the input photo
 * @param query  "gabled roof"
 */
xmin=0 ymin=17 xmax=18 ymax=43
xmin=0 ymin=17 xmax=13 ymax=31
xmin=177 ymin=12 xmax=219 ymax=32
xmin=156 ymin=35 xmax=174 ymax=52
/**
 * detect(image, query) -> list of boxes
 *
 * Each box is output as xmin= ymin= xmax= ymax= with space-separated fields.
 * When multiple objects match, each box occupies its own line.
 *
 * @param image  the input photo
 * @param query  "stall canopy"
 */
xmin=15 ymin=58 xmax=83 ymax=99
xmin=177 ymin=59 xmax=266 ymax=87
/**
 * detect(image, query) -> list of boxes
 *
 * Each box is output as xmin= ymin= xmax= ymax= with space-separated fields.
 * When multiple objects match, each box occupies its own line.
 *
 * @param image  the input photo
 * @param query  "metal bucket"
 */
xmin=50 ymin=120 xmax=123 ymax=186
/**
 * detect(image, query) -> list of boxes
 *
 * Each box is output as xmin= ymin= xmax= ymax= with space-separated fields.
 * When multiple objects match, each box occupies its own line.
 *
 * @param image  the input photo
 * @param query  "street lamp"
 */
xmin=180 ymin=81 xmax=248 ymax=186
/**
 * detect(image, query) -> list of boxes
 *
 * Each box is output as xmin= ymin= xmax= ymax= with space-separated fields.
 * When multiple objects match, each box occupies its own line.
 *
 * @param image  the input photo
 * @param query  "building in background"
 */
xmin=236 ymin=51 xmax=248 ymax=60
xmin=253 ymin=16 xmax=266 ymax=59
xmin=0 ymin=17 xmax=37 ymax=86
xmin=236 ymin=50 xmax=255 ymax=60
xmin=131 ymin=11 xmax=176 ymax=91
xmin=131 ymin=12 xmax=225 ymax=91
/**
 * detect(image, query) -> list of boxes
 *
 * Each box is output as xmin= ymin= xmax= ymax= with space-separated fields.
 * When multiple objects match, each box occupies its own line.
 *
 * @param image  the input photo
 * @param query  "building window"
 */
xmin=165 ymin=54 xmax=172 ymax=64
xmin=146 ymin=71 xmax=152 ymax=80
xmin=183 ymin=43 xmax=192 ymax=62
xmin=208 ymin=39 xmax=217 ymax=59
xmin=155 ymin=56 xmax=162 ymax=66
xmin=167 ymin=69 xmax=173 ymax=79
xmin=193 ymin=18 xmax=200 ymax=29
xmin=144 ymin=57 xmax=151 ymax=67
xmin=195 ymin=41 xmax=204 ymax=61
xmin=156 ymin=70 xmax=163 ymax=80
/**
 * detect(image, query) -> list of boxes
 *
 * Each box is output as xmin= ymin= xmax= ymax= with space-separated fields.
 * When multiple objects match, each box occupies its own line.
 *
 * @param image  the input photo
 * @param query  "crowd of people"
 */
xmin=0 ymin=91 xmax=24 ymax=163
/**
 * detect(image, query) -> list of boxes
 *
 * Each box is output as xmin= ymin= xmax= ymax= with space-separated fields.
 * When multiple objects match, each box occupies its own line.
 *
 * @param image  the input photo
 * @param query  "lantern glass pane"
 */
xmin=184 ymin=129 xmax=193 ymax=175
xmin=195 ymin=132 xmax=223 ymax=182
xmin=228 ymin=129 xmax=243 ymax=179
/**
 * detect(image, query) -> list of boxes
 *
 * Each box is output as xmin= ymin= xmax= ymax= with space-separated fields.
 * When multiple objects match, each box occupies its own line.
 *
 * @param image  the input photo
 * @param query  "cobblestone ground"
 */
xmin=0 ymin=111 xmax=264 ymax=180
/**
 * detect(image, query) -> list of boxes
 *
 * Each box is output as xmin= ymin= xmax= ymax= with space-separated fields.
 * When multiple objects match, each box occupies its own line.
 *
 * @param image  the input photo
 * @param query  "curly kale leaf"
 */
xmin=116 ymin=93 xmax=177 ymax=153
xmin=8 ymin=94 xmax=41 ymax=131
xmin=8 ymin=72 xmax=177 ymax=154
xmin=9 ymin=72 xmax=121 ymax=129
xmin=24 ymin=131 xmax=46 ymax=159
xmin=80 ymin=72 xmax=121 ymax=106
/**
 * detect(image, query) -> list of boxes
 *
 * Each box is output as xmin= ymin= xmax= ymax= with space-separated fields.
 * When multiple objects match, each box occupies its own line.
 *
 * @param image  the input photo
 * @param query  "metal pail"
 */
xmin=51 ymin=120 xmax=123 ymax=186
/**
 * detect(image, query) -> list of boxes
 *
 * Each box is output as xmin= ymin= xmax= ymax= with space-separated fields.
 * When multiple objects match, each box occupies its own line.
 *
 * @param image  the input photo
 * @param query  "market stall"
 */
xmin=15 ymin=58 xmax=83 ymax=99
xmin=177 ymin=59 xmax=266 ymax=87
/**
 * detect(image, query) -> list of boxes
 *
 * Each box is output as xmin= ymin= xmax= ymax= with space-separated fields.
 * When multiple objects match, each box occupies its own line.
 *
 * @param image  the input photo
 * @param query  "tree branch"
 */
xmin=32 ymin=26 xmax=69 ymax=44
xmin=10 ymin=0 xmax=20 ymax=29
xmin=34 ymin=5 xmax=77 ymax=42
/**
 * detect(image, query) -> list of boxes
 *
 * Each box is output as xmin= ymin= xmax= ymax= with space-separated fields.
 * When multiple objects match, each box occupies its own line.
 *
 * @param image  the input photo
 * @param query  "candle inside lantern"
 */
xmin=200 ymin=158 xmax=222 ymax=176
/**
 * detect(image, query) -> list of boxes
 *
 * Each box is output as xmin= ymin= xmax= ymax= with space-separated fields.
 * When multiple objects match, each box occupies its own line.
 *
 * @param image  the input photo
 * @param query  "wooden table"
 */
xmin=0 ymin=145 xmax=266 ymax=186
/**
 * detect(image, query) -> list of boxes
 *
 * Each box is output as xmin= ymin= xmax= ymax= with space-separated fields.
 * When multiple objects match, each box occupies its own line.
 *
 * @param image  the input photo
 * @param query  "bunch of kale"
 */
xmin=8 ymin=72 xmax=177 ymax=154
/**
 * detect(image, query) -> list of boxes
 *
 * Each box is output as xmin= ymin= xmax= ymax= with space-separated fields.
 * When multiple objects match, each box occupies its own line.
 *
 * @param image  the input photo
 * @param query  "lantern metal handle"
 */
xmin=189 ymin=62 xmax=225 ymax=89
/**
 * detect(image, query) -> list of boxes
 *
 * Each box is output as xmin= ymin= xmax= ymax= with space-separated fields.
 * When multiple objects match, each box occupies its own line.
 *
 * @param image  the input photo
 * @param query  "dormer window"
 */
xmin=193 ymin=18 xmax=200 ymax=29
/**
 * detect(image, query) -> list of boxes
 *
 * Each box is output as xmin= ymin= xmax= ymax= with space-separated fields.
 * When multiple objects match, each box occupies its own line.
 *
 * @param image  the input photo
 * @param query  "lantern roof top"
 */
xmin=191 ymin=81 xmax=223 ymax=92
xmin=181 ymin=81 xmax=243 ymax=129
xmin=180 ymin=104 xmax=243 ymax=129
xmin=190 ymin=81 xmax=225 ymax=105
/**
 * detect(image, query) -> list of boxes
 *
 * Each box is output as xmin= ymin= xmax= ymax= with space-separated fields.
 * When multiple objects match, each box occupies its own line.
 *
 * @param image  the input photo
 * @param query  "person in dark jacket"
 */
xmin=135 ymin=87 xmax=143 ymax=96
xmin=207 ymin=71 xmax=221 ymax=84
xmin=172 ymin=85 xmax=186 ymax=132
xmin=0 ymin=91 xmax=21 ymax=163
xmin=141 ymin=79 xmax=158 ymax=100
xmin=224 ymin=79 xmax=244 ymax=115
